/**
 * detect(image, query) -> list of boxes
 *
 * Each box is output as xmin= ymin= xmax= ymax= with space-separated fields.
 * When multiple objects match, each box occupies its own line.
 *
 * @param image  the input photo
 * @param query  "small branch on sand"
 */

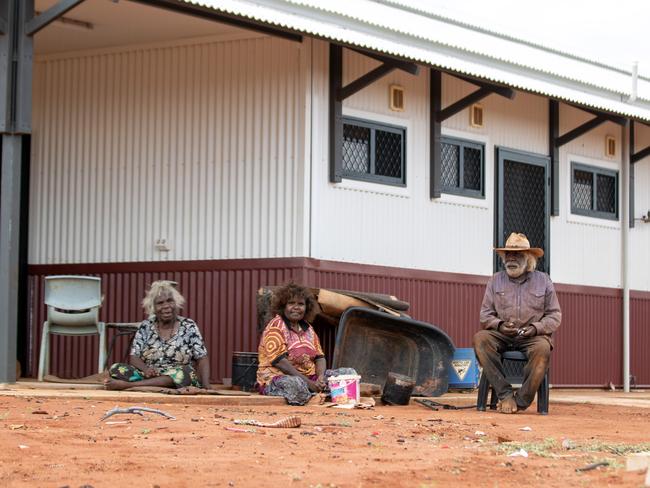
xmin=100 ymin=406 xmax=176 ymax=422
xmin=225 ymin=427 xmax=259 ymax=433
xmin=575 ymin=461 xmax=609 ymax=472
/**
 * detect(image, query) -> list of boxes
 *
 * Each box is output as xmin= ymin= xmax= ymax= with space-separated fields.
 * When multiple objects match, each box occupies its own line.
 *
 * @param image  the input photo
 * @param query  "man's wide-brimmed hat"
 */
xmin=494 ymin=232 xmax=544 ymax=258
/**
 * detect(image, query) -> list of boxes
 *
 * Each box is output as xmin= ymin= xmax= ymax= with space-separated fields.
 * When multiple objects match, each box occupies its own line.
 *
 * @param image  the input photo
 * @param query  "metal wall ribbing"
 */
xmin=310 ymin=42 xmax=497 ymax=277
xmin=304 ymin=40 xmax=650 ymax=292
xmin=630 ymin=124 xmax=650 ymax=290
xmin=26 ymin=259 xmax=650 ymax=386
xmin=30 ymin=35 xmax=306 ymax=264
xmin=27 ymin=259 xmax=306 ymax=380
xmin=31 ymin=36 xmax=650 ymax=292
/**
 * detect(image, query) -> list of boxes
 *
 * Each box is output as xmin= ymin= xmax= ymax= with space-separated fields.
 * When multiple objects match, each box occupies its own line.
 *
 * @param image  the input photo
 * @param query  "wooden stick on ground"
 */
xmin=100 ymin=406 xmax=176 ymax=421
xmin=233 ymin=416 xmax=301 ymax=428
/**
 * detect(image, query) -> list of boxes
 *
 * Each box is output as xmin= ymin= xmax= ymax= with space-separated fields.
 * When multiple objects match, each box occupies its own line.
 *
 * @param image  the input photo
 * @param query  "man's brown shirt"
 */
xmin=480 ymin=270 xmax=562 ymax=342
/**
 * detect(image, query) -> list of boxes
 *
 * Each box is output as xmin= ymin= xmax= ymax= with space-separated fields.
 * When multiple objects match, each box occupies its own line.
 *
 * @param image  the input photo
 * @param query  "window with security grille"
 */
xmin=571 ymin=163 xmax=618 ymax=220
xmin=440 ymin=137 xmax=484 ymax=198
xmin=342 ymin=117 xmax=406 ymax=186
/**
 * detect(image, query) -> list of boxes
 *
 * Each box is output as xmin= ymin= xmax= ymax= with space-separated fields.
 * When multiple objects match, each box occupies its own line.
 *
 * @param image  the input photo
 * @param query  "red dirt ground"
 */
xmin=1 ymin=395 xmax=649 ymax=487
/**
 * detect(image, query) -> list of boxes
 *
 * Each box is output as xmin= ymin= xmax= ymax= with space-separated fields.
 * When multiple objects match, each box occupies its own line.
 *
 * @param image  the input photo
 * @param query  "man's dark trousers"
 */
xmin=473 ymin=330 xmax=550 ymax=409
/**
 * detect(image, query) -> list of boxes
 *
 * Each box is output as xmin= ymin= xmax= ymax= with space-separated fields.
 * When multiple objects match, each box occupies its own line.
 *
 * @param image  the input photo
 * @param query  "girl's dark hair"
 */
xmin=271 ymin=281 xmax=317 ymax=318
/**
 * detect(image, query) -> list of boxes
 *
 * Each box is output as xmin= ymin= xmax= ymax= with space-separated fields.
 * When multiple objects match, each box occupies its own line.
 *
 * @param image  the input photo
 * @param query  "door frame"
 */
xmin=494 ymin=147 xmax=551 ymax=273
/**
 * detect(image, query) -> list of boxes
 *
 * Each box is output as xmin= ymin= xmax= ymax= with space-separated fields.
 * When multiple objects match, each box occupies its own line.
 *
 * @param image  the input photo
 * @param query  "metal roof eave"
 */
xmin=176 ymin=0 xmax=650 ymax=122
xmin=285 ymin=0 xmax=645 ymax=97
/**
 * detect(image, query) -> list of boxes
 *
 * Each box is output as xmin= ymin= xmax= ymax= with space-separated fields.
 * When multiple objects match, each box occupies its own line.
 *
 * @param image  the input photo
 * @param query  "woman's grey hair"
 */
xmin=141 ymin=280 xmax=185 ymax=315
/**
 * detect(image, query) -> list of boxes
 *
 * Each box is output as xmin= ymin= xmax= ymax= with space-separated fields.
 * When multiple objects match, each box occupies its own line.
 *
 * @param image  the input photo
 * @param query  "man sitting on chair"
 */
xmin=473 ymin=233 xmax=561 ymax=414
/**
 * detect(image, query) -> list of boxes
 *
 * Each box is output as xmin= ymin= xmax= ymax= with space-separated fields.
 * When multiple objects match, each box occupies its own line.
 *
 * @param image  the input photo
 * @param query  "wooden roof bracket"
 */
xmin=25 ymin=0 xmax=86 ymax=36
xmin=555 ymin=113 xmax=626 ymax=147
xmin=436 ymin=73 xmax=515 ymax=123
xmin=630 ymin=120 xmax=650 ymax=164
xmin=550 ymin=101 xmax=626 ymax=216
xmin=430 ymin=70 xmax=515 ymax=198
xmin=549 ymin=100 xmax=560 ymax=216
xmin=329 ymin=44 xmax=420 ymax=183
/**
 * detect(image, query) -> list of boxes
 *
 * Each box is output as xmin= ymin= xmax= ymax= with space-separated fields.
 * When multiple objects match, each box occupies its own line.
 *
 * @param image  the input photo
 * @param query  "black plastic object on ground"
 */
xmin=414 ymin=398 xmax=477 ymax=410
xmin=332 ymin=307 xmax=455 ymax=397
xmin=232 ymin=351 xmax=259 ymax=392
xmin=381 ymin=372 xmax=415 ymax=405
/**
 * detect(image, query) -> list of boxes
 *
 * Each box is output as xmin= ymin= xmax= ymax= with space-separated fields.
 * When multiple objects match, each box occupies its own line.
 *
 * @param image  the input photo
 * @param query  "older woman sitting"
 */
xmin=257 ymin=282 xmax=355 ymax=405
xmin=104 ymin=280 xmax=212 ymax=390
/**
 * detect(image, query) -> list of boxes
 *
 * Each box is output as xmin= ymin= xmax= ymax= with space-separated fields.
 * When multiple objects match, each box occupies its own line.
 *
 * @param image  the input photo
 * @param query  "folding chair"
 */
xmin=38 ymin=275 xmax=106 ymax=380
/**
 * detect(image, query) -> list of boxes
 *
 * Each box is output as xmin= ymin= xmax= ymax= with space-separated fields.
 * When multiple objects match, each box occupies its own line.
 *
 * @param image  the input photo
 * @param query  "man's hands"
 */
xmin=499 ymin=322 xmax=536 ymax=338
xmin=519 ymin=325 xmax=536 ymax=337
xmin=498 ymin=321 xmax=519 ymax=337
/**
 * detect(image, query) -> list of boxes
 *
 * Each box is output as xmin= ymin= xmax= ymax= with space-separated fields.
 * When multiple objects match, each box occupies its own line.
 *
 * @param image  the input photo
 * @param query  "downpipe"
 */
xmin=622 ymin=121 xmax=630 ymax=393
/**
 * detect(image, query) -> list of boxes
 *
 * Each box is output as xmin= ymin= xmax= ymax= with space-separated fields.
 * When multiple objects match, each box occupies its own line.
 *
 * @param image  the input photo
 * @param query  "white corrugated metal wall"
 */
xmin=552 ymin=105 xmax=623 ymax=288
xmin=309 ymin=40 xmax=650 ymax=291
xmin=29 ymin=34 xmax=650 ymax=291
xmin=630 ymin=124 xmax=650 ymax=291
xmin=30 ymin=34 xmax=307 ymax=264
xmin=310 ymin=41 xmax=546 ymax=278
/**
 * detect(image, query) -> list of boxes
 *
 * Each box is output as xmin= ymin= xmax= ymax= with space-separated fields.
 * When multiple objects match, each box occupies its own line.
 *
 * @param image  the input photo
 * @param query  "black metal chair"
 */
xmin=105 ymin=322 xmax=141 ymax=369
xmin=476 ymin=350 xmax=549 ymax=415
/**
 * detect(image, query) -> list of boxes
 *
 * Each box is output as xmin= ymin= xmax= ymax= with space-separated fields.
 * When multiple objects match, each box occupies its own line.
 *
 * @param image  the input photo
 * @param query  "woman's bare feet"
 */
xmin=104 ymin=375 xmax=175 ymax=390
xmin=103 ymin=378 xmax=131 ymax=390
xmin=497 ymin=395 xmax=518 ymax=414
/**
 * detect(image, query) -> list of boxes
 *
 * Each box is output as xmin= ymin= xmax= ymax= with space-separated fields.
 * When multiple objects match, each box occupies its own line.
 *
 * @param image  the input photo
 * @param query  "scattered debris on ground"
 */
xmin=233 ymin=416 xmax=301 ymax=428
xmin=100 ymin=406 xmax=176 ymax=421
xmin=2 ymin=396 xmax=650 ymax=487
xmin=576 ymin=461 xmax=609 ymax=472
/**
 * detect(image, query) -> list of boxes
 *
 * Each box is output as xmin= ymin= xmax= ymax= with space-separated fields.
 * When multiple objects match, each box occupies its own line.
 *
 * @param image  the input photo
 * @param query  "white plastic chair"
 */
xmin=37 ymin=275 xmax=106 ymax=381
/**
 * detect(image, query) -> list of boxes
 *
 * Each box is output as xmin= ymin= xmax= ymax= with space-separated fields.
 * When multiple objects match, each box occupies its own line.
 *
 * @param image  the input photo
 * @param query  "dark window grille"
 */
xmin=502 ymin=158 xmax=548 ymax=273
xmin=571 ymin=163 xmax=618 ymax=220
xmin=342 ymin=117 xmax=406 ymax=186
xmin=596 ymin=174 xmax=616 ymax=213
xmin=572 ymin=169 xmax=592 ymax=211
xmin=440 ymin=137 xmax=484 ymax=198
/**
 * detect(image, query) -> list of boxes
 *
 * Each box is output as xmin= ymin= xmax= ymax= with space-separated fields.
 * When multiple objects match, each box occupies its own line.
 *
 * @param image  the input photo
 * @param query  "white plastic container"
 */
xmin=328 ymin=374 xmax=361 ymax=404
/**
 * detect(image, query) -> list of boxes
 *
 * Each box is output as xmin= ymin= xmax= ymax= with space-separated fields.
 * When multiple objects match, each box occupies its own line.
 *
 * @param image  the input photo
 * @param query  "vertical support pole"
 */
xmin=328 ymin=44 xmax=342 ymax=183
xmin=629 ymin=121 xmax=635 ymax=228
xmin=0 ymin=0 xmax=33 ymax=382
xmin=0 ymin=135 xmax=23 ymax=382
xmin=430 ymin=69 xmax=441 ymax=199
xmin=0 ymin=0 xmax=12 ymax=131
xmin=549 ymin=100 xmax=559 ymax=216
xmin=621 ymin=119 xmax=630 ymax=393
xmin=0 ymin=0 xmax=33 ymax=133
xmin=16 ymin=133 xmax=29 ymax=376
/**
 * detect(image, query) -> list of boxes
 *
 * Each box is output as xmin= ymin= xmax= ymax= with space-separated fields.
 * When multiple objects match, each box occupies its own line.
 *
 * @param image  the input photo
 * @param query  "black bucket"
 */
xmin=381 ymin=372 xmax=415 ymax=405
xmin=232 ymin=351 xmax=259 ymax=392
